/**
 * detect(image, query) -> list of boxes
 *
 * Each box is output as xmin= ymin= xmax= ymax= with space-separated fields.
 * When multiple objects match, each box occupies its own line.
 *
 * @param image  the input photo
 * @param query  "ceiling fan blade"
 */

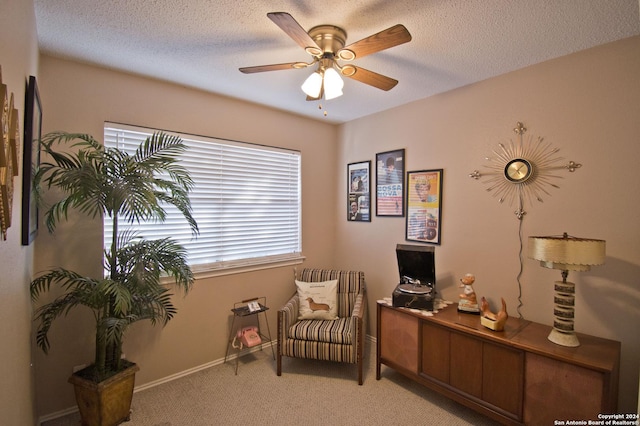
xmin=343 ymin=66 xmax=398 ymax=91
xmin=337 ymin=24 xmax=411 ymax=60
xmin=267 ymin=12 xmax=321 ymax=52
xmin=239 ymin=62 xmax=301 ymax=73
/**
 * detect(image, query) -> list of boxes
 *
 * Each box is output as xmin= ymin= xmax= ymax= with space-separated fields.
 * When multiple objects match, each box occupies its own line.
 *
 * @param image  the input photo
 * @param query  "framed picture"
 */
xmin=406 ymin=169 xmax=443 ymax=244
xmin=347 ymin=160 xmax=371 ymax=222
xmin=376 ymin=149 xmax=405 ymax=216
xmin=0 ymin=79 xmax=11 ymax=239
xmin=21 ymin=75 xmax=42 ymax=246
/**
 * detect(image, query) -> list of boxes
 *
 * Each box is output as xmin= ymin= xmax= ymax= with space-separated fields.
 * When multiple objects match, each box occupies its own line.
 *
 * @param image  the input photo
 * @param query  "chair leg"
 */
xmin=276 ymin=312 xmax=282 ymax=376
xmin=357 ymin=316 xmax=364 ymax=385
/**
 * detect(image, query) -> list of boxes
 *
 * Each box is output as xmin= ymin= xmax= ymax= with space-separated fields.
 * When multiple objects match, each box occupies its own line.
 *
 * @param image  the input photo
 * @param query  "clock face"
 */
xmin=504 ymin=158 xmax=532 ymax=183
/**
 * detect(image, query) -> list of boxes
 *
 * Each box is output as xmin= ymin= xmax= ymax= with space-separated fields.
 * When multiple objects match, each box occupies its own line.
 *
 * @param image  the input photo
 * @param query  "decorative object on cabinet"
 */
xmin=480 ymin=297 xmax=508 ymax=331
xmin=469 ymin=122 xmax=581 ymax=220
xmin=277 ymin=268 xmax=366 ymax=384
xmin=406 ymin=169 xmax=442 ymax=244
xmin=376 ymin=148 xmax=404 ymax=216
xmin=528 ymin=232 xmax=606 ymax=347
xmin=347 ymin=160 xmax=371 ymax=222
xmin=21 ymin=75 xmax=42 ymax=245
xmin=392 ymin=244 xmax=436 ymax=310
xmin=457 ymin=273 xmax=480 ymax=314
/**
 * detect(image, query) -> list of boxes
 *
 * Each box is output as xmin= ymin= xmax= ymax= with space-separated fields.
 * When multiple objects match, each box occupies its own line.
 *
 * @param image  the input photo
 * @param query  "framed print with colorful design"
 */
xmin=0 ymin=76 xmax=11 ymax=239
xmin=347 ymin=160 xmax=371 ymax=222
xmin=406 ymin=169 xmax=443 ymax=244
xmin=21 ymin=75 xmax=42 ymax=245
xmin=376 ymin=149 xmax=404 ymax=216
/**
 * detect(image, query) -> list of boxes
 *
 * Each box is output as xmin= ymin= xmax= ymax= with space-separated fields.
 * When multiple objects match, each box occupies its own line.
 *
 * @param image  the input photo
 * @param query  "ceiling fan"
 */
xmin=239 ymin=12 xmax=412 ymax=101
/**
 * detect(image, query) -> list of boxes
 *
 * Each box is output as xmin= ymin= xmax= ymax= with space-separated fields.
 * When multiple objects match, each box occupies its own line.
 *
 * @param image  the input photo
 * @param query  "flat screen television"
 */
xmin=395 ymin=244 xmax=436 ymax=289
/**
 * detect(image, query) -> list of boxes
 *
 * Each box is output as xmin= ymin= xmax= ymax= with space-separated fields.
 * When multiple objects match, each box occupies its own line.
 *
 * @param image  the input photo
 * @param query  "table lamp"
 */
xmin=528 ymin=233 xmax=606 ymax=347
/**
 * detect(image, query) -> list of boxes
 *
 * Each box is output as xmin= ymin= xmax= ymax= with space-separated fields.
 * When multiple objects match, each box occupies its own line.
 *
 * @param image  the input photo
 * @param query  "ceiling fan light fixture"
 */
xmin=241 ymin=13 xmax=413 ymax=100
xmin=323 ymin=67 xmax=344 ymax=100
xmin=301 ymin=71 xmax=323 ymax=98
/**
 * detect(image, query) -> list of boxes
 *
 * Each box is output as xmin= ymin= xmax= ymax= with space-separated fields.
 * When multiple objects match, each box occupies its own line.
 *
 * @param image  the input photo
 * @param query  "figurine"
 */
xmin=480 ymin=297 xmax=508 ymax=331
xmin=457 ymin=273 xmax=480 ymax=314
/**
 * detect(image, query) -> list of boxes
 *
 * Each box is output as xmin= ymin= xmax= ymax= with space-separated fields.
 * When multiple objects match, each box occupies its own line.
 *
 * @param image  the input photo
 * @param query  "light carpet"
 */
xmin=43 ymin=340 xmax=500 ymax=425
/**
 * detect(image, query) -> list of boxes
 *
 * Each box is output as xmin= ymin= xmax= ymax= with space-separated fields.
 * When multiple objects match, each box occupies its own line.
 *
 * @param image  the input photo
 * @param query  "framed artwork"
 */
xmin=21 ymin=75 xmax=42 ymax=246
xmin=376 ymin=149 xmax=405 ymax=217
xmin=347 ymin=160 xmax=371 ymax=222
xmin=406 ymin=169 xmax=443 ymax=244
xmin=0 ymin=77 xmax=11 ymax=240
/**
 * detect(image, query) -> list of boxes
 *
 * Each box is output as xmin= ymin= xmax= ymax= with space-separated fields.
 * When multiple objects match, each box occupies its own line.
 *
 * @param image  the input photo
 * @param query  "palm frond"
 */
xmin=31 ymin=130 xmax=199 ymax=375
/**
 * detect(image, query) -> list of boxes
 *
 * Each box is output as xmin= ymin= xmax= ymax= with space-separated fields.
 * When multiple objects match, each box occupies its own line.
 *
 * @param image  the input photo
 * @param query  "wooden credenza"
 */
xmin=376 ymin=301 xmax=620 ymax=425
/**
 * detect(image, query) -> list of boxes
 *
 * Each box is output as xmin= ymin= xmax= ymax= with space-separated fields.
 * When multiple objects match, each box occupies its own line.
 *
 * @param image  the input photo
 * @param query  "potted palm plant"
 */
xmin=30 ymin=131 xmax=198 ymax=426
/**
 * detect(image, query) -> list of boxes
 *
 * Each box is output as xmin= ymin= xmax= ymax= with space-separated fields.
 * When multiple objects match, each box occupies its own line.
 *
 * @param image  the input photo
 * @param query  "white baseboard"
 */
xmin=135 ymin=340 xmax=276 ymax=392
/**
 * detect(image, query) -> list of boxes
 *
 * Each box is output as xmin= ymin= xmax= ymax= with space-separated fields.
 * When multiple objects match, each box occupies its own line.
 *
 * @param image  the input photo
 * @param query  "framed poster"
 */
xmin=21 ymin=75 xmax=42 ymax=245
xmin=0 ymin=78 xmax=11 ymax=239
xmin=376 ymin=149 xmax=404 ymax=217
xmin=406 ymin=169 xmax=443 ymax=244
xmin=347 ymin=160 xmax=371 ymax=222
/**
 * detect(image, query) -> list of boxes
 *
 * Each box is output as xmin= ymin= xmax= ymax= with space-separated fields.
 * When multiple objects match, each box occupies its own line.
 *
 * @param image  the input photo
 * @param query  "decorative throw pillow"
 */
xmin=296 ymin=279 xmax=339 ymax=320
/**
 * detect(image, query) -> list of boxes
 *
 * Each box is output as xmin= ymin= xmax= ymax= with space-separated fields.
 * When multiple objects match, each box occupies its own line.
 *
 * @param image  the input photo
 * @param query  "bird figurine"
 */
xmin=480 ymin=297 xmax=508 ymax=331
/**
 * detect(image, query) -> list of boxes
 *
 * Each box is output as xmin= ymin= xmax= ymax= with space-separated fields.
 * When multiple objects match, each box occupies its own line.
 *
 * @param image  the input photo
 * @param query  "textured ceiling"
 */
xmin=34 ymin=0 xmax=639 ymax=124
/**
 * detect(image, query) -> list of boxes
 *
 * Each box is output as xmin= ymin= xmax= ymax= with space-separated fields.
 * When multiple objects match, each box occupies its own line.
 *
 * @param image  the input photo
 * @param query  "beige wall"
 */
xmin=0 ymin=0 xmax=39 ymax=424
xmin=30 ymin=35 xmax=639 ymax=418
xmin=33 ymin=56 xmax=338 ymax=417
xmin=336 ymin=36 xmax=640 ymax=412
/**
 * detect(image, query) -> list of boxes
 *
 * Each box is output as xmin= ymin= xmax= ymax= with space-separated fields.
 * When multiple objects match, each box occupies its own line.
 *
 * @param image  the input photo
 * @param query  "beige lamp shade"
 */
xmin=528 ymin=234 xmax=606 ymax=271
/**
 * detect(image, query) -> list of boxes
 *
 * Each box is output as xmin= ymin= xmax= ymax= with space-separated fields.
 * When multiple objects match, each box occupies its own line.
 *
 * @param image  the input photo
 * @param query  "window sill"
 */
xmin=191 ymin=254 xmax=306 ymax=280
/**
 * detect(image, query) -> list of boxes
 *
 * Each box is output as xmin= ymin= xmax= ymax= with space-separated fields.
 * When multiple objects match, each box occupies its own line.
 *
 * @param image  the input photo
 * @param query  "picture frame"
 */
xmin=0 ymin=78 xmax=11 ymax=240
xmin=376 ymin=148 xmax=405 ymax=216
xmin=406 ymin=169 xmax=443 ymax=244
xmin=347 ymin=160 xmax=371 ymax=222
xmin=21 ymin=75 xmax=42 ymax=246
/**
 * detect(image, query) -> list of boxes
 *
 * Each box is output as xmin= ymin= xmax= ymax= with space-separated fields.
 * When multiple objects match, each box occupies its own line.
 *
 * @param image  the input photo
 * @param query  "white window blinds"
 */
xmin=104 ymin=123 xmax=302 ymax=274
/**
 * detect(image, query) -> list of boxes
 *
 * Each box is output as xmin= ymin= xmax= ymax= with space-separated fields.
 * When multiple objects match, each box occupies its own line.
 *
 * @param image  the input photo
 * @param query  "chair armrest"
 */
xmin=351 ymin=291 xmax=366 ymax=320
xmin=278 ymin=293 xmax=299 ymax=338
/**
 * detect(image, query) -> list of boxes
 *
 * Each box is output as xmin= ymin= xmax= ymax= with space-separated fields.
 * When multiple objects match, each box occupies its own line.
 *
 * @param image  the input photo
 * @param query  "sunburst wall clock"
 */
xmin=469 ymin=122 xmax=581 ymax=220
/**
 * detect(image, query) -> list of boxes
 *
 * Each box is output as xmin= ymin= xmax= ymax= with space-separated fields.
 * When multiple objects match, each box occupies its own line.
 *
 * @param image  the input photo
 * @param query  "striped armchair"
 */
xmin=277 ymin=268 xmax=367 ymax=385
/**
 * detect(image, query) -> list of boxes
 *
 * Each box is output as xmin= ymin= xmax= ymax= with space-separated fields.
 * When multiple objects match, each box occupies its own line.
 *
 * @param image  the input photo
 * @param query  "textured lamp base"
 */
xmin=548 ymin=328 xmax=580 ymax=347
xmin=549 ymin=280 xmax=580 ymax=347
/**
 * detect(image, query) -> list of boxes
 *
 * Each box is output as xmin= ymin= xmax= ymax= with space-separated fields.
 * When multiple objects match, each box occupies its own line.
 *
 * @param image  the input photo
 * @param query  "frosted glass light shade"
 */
xmin=323 ymin=68 xmax=344 ymax=100
xmin=301 ymin=72 xmax=322 ymax=98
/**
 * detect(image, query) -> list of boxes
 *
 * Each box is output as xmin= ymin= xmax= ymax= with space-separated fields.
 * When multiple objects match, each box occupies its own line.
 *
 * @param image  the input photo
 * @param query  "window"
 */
xmin=104 ymin=123 xmax=302 ymax=276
